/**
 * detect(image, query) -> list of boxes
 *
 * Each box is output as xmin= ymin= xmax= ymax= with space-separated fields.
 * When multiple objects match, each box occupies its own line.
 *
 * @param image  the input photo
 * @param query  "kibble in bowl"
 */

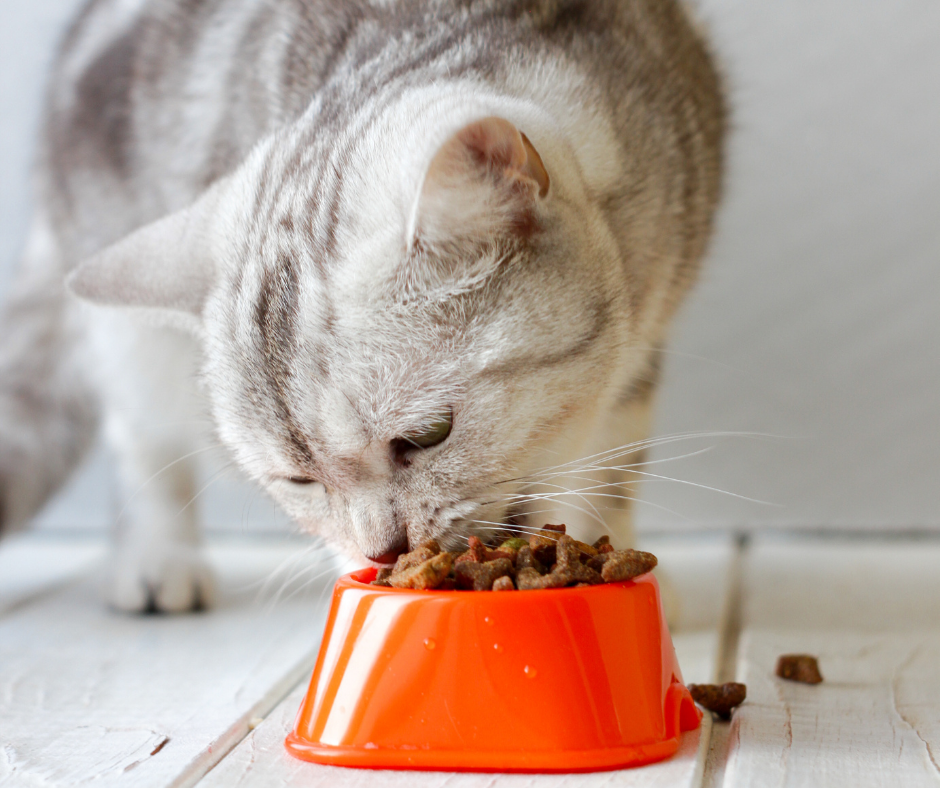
xmin=371 ymin=524 xmax=658 ymax=592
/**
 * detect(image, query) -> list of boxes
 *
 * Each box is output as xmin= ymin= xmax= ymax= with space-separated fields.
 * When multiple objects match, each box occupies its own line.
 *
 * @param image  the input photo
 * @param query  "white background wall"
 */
xmin=1 ymin=0 xmax=938 ymax=533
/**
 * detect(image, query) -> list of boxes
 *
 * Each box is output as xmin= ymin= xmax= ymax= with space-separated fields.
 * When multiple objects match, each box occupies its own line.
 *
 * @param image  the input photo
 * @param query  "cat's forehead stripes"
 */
xmin=246 ymin=17 xmax=527 ymax=280
xmin=250 ymin=135 xmax=345 ymax=274
xmin=252 ymin=259 xmax=316 ymax=464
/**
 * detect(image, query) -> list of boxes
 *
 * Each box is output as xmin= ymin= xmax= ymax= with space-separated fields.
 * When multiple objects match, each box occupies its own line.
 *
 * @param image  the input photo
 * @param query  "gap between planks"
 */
xmin=701 ymin=532 xmax=748 ymax=788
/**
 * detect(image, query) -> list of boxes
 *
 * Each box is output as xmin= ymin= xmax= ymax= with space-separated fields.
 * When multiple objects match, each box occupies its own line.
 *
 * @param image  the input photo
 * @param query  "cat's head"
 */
xmin=69 ymin=114 xmax=635 ymax=562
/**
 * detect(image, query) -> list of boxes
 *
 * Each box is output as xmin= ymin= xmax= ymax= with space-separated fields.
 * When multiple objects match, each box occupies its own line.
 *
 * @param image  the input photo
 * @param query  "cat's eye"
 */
xmin=403 ymin=409 xmax=454 ymax=449
xmin=392 ymin=408 xmax=454 ymax=463
xmin=288 ymin=476 xmax=317 ymax=485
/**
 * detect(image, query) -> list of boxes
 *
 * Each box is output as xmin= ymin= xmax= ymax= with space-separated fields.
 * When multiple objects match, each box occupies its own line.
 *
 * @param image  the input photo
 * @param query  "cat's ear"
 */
xmin=67 ymin=182 xmax=229 ymax=321
xmin=409 ymin=116 xmax=550 ymax=247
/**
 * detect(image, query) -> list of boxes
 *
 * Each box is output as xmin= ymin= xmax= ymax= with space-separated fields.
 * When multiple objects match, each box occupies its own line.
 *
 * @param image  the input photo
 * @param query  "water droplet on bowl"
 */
xmin=424 ymin=638 xmax=436 ymax=650
xmin=484 ymin=616 xmax=493 ymax=625
xmin=493 ymin=643 xmax=503 ymax=653
xmin=524 ymin=665 xmax=537 ymax=679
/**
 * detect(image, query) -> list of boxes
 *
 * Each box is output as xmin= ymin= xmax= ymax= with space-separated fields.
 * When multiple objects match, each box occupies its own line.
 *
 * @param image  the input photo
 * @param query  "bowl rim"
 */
xmin=343 ymin=566 xmax=654 ymax=596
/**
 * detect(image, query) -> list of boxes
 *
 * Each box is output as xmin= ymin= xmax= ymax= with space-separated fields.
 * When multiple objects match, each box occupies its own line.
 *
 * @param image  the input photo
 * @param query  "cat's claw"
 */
xmin=108 ymin=543 xmax=217 ymax=614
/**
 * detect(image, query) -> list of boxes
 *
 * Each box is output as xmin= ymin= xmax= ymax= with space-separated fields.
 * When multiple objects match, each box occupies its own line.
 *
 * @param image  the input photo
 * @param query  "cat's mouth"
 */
xmin=365 ymin=543 xmax=411 ymax=565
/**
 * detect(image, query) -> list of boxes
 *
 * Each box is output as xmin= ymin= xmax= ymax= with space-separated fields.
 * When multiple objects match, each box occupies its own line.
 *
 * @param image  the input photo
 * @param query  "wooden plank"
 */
xmin=199 ymin=683 xmax=713 ymax=788
xmin=0 ymin=533 xmax=106 ymax=617
xmin=721 ymin=536 xmax=940 ymax=788
xmin=728 ymin=631 xmax=940 ymax=787
xmin=197 ymin=535 xmax=734 ymax=788
xmin=0 ymin=536 xmax=339 ymax=788
xmin=741 ymin=537 xmax=940 ymax=632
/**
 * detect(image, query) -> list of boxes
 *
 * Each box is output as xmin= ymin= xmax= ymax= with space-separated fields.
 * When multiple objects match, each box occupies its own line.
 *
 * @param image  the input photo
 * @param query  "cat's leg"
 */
xmin=91 ymin=313 xmax=217 ymax=613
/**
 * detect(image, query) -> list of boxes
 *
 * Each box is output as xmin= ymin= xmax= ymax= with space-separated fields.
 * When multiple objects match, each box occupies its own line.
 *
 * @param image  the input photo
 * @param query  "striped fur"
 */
xmin=0 ymin=0 xmax=725 ymax=610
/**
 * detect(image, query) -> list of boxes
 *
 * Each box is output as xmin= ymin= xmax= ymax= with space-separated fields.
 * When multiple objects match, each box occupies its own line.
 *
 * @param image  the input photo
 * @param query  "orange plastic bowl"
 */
xmin=285 ymin=567 xmax=700 ymax=773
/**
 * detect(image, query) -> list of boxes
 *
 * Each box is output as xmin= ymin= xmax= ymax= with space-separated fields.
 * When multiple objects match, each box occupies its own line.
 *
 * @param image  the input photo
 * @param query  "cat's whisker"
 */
xmin=476 ymin=506 xmax=564 ymax=521
xmin=497 ymin=455 xmax=775 ymax=509
xmin=494 ymin=488 xmax=652 ymax=532
xmin=262 ymin=547 xmax=338 ymax=611
xmin=252 ymin=537 xmax=327 ymax=584
xmin=114 ymin=444 xmax=230 ymax=524
xmin=510 ymin=478 xmax=610 ymax=517
xmin=494 ymin=479 xmax=607 ymax=525
xmin=175 ymin=462 xmax=240 ymax=517
xmin=469 ymin=518 xmax=550 ymax=534
xmin=510 ymin=446 xmax=714 ymax=485
xmin=524 ymin=491 xmax=691 ymax=521
xmin=468 ymin=525 xmax=563 ymax=543
xmin=507 ymin=486 xmax=668 ymax=509
xmin=174 ymin=446 xmax=276 ymax=521
xmin=506 ymin=492 xmax=682 ymax=523
xmin=502 ymin=433 xmax=697 ymax=480
xmin=501 ymin=430 xmax=782 ymax=488
xmin=480 ymin=492 xmax=613 ymax=533
xmin=241 ymin=538 xmax=328 ymax=598
xmin=503 ymin=474 xmax=646 ymax=500
xmin=272 ymin=553 xmax=336 ymax=597
xmin=238 ymin=461 xmax=292 ymax=533
xmin=466 ymin=518 xmax=523 ymax=530
xmin=240 ymin=485 xmax=266 ymax=534
xmin=469 ymin=522 xmax=562 ymax=539
xmin=616 ymin=469 xmax=780 ymax=506
xmin=282 ymin=547 xmax=337 ymax=583
xmin=314 ymin=564 xmax=341 ymax=610
xmin=271 ymin=563 xmax=344 ymax=608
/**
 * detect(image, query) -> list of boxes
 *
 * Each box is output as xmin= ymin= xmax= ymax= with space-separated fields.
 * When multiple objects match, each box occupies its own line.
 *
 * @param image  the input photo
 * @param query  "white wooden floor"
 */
xmin=2 ymin=531 xmax=939 ymax=788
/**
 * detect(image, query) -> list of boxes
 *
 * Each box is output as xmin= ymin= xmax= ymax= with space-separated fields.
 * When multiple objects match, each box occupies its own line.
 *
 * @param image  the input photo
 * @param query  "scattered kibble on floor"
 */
xmin=775 ymin=654 xmax=824 ymax=684
xmin=688 ymin=682 xmax=748 ymax=720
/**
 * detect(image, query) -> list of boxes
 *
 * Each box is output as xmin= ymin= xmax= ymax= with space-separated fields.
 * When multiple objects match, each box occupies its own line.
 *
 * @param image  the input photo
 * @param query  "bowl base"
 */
xmin=284 ymin=732 xmax=687 ymax=773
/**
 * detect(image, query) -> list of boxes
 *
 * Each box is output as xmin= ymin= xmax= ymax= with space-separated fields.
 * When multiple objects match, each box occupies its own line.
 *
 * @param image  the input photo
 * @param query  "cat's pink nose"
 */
xmin=367 ymin=539 xmax=409 ymax=565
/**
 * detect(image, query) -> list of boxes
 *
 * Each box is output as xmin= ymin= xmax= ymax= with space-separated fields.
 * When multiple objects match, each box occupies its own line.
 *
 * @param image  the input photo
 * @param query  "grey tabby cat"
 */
xmin=0 ymin=0 xmax=724 ymax=611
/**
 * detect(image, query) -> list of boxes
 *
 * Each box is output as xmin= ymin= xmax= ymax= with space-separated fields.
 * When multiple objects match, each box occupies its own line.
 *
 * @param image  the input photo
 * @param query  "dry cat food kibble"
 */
xmin=370 ymin=525 xmax=657 ymax=591
xmin=775 ymin=654 xmax=824 ymax=684
xmin=687 ymin=682 xmax=747 ymax=720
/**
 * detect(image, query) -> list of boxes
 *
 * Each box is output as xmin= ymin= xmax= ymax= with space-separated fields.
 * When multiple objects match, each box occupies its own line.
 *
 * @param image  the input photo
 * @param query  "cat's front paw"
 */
xmin=108 ymin=541 xmax=217 ymax=614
